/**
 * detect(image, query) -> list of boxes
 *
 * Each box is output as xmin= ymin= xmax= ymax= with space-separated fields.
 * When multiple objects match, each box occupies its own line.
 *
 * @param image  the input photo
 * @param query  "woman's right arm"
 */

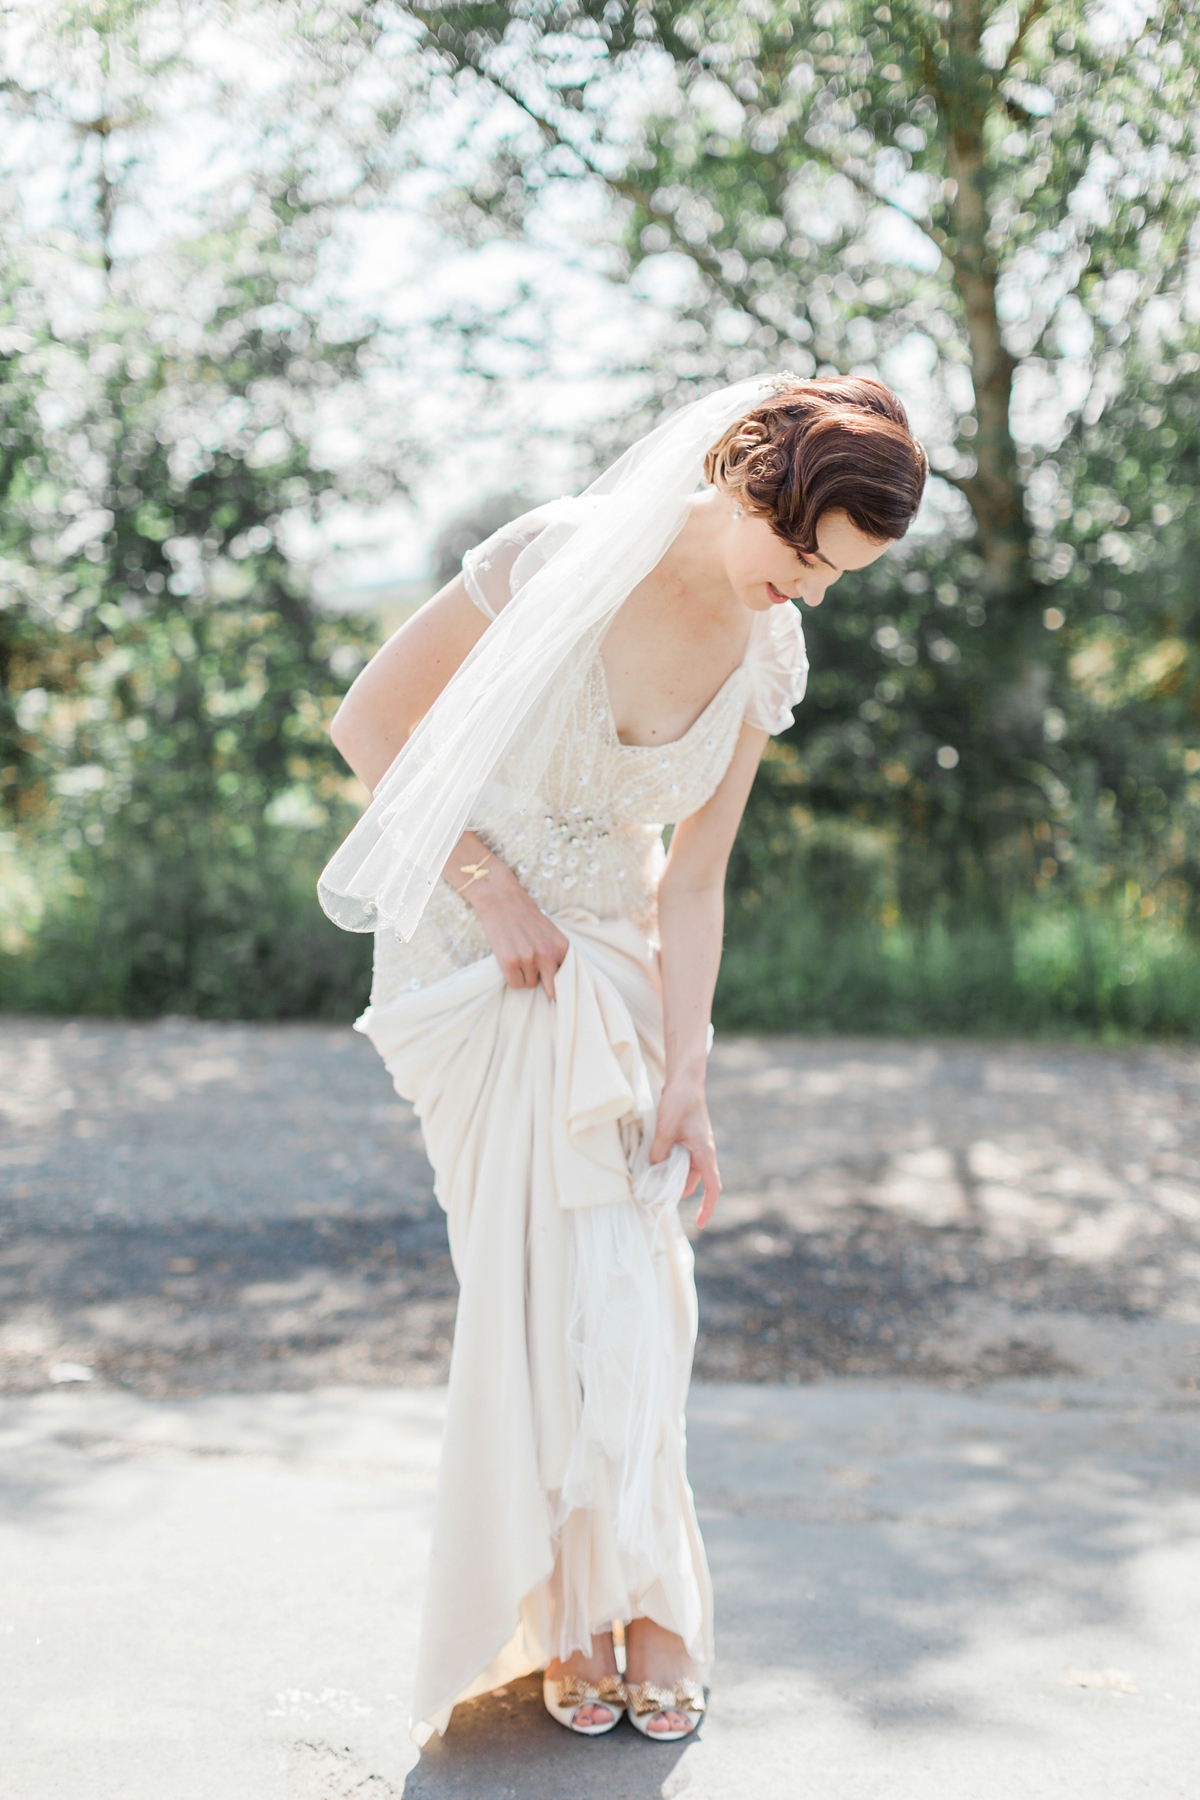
xmin=328 ymin=574 xmax=570 ymax=996
xmin=329 ymin=575 xmax=487 ymax=792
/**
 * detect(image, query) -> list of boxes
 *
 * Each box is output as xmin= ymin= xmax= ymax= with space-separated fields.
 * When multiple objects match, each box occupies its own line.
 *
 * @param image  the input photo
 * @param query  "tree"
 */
xmin=0 ymin=0 xmax=418 ymax=1009
xmin=408 ymin=0 xmax=1200 ymax=922
xmin=413 ymin=0 xmax=1198 ymax=570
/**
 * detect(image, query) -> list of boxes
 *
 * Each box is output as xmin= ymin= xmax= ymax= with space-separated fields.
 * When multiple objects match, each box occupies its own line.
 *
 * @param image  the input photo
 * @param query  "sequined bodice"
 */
xmin=371 ymin=651 xmax=751 ymax=1002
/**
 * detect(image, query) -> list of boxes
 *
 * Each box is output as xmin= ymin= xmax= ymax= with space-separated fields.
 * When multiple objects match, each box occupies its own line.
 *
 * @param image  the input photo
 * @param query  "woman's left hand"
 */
xmin=650 ymin=1076 xmax=722 ymax=1229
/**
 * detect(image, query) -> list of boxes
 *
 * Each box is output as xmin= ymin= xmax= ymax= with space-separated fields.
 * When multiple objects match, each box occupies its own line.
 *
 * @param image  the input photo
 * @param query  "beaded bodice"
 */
xmin=369 ymin=500 xmax=809 ymax=1007
xmin=371 ymin=650 xmax=752 ymax=1003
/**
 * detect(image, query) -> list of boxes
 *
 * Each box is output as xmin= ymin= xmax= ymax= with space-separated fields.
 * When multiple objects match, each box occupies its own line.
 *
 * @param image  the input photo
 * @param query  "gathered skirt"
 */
xmin=358 ymin=911 xmax=714 ymax=1743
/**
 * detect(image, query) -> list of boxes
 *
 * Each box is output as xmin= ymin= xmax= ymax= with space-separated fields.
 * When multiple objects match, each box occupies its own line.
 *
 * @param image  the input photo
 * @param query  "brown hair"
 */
xmin=704 ymin=375 xmax=927 ymax=553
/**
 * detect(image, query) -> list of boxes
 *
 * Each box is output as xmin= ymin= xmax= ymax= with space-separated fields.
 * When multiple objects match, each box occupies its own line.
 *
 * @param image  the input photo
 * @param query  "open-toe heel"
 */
xmin=626 ymin=1678 xmax=705 ymax=1742
xmin=542 ymin=1674 xmax=627 ymax=1736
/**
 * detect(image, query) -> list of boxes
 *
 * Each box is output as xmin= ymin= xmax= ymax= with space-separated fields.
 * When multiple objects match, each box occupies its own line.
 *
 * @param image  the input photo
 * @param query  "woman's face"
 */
xmin=726 ymin=504 xmax=890 ymax=612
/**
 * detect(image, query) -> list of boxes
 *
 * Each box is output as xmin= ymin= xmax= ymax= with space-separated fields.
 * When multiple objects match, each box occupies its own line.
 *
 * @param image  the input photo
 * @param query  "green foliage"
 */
xmin=5 ymin=0 xmax=1200 ymax=1033
xmin=418 ymin=0 xmax=1200 ymax=941
xmin=717 ymin=812 xmax=1200 ymax=1036
xmin=0 ymin=225 xmax=384 ymax=968
xmin=0 ymin=825 xmax=372 ymax=1018
xmin=0 ymin=3 xmax=410 ymax=1001
xmin=5 ymin=310 xmax=370 ymax=799
xmin=739 ymin=344 xmax=1200 ymax=926
xmin=715 ymin=899 xmax=1200 ymax=1037
xmin=416 ymin=0 xmax=1200 ymax=432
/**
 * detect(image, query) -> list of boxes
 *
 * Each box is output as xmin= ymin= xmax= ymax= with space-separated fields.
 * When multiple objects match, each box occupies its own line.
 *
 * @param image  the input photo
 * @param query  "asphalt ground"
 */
xmin=3 ymin=1019 xmax=1199 ymax=1397
xmin=3 ymin=1017 xmax=1200 ymax=1797
xmin=3 ymin=1377 xmax=1197 ymax=1799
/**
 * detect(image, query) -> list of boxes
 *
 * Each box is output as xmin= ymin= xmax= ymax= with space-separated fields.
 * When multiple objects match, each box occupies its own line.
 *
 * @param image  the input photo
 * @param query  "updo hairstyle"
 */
xmin=704 ymin=375 xmax=927 ymax=554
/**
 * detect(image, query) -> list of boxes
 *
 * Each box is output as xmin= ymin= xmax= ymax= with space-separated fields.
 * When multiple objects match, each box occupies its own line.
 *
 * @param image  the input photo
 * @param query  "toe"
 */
xmin=647 ymin=1708 xmax=691 ymax=1734
xmin=574 ymin=1704 xmax=613 ymax=1729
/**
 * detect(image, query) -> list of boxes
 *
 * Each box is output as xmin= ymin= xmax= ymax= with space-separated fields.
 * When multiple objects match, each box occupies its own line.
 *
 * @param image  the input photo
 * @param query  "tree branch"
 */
xmin=439 ymin=44 xmax=752 ymax=309
xmin=73 ymin=109 xmax=147 ymax=138
xmin=1005 ymin=0 xmax=1049 ymax=72
xmin=796 ymin=133 xmax=950 ymax=260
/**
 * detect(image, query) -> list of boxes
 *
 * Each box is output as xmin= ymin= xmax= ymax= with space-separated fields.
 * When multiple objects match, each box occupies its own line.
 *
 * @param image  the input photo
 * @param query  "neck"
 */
xmin=659 ymin=491 xmax=737 ymax=611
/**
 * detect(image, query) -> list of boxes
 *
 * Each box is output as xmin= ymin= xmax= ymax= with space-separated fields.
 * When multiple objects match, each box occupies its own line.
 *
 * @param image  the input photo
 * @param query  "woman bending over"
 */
xmin=320 ymin=374 xmax=927 ymax=1745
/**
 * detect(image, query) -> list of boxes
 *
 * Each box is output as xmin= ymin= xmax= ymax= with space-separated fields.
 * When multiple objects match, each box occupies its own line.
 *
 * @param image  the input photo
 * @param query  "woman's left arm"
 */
xmin=651 ymin=722 xmax=768 ymax=1228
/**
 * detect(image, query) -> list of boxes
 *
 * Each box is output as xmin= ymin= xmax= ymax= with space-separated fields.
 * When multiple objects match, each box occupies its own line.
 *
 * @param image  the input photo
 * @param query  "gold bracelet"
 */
xmin=453 ymin=850 xmax=493 ymax=894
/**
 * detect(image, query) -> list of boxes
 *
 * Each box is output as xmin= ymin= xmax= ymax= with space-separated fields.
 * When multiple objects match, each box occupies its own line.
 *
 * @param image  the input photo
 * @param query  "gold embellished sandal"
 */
xmin=626 ymin=1678 xmax=705 ymax=1742
xmin=542 ymin=1673 xmax=627 ymax=1737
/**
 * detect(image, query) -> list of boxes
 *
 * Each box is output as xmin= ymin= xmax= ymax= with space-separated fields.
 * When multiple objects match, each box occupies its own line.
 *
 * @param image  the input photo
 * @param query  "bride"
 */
xmin=319 ymin=373 xmax=926 ymax=1745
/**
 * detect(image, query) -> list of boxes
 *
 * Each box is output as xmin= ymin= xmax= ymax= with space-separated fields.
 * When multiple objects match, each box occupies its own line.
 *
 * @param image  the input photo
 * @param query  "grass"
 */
xmin=0 ymin=828 xmax=373 ymax=1020
xmin=714 ymin=899 xmax=1200 ymax=1039
xmin=3 ymin=826 xmax=1198 ymax=1039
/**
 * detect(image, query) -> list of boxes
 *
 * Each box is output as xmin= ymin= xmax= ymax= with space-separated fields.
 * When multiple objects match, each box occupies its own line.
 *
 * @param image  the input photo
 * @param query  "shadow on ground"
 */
xmin=403 ymin=1674 xmax=689 ymax=1799
xmin=3 ymin=1201 xmax=1196 ymax=1396
xmin=3 ymin=1381 xmax=1199 ymax=1798
xmin=3 ymin=1022 xmax=1200 ymax=1396
xmin=0 ymin=1214 xmax=458 ymax=1395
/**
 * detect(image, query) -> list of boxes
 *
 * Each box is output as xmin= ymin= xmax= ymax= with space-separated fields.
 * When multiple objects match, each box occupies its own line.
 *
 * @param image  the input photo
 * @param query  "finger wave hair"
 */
xmin=704 ymin=374 xmax=928 ymax=552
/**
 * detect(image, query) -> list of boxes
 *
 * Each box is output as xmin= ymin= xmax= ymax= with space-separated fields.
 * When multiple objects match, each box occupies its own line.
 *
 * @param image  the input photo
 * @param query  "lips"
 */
xmin=766 ymin=582 xmax=794 ymax=605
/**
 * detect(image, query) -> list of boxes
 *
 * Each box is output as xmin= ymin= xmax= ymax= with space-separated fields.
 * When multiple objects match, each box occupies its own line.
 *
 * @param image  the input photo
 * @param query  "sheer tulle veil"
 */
xmin=317 ymin=373 xmax=786 ymax=943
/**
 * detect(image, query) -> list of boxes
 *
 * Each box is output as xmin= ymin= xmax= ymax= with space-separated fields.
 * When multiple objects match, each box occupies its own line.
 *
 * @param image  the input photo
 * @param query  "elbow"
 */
xmin=329 ymin=700 xmax=352 ymax=755
xmin=328 ymin=703 xmax=364 ymax=781
xmin=328 ymin=698 xmax=403 ymax=794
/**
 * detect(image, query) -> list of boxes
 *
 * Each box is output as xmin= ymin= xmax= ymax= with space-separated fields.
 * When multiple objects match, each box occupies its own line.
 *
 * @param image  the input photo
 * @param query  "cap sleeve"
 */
xmin=743 ymin=603 xmax=809 ymax=734
xmin=459 ymin=497 xmax=603 ymax=621
xmin=460 ymin=506 xmax=558 ymax=621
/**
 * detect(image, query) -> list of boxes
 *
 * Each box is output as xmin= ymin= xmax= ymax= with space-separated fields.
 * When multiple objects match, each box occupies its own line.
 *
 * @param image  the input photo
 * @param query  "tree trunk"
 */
xmin=937 ymin=0 xmax=1029 ymax=597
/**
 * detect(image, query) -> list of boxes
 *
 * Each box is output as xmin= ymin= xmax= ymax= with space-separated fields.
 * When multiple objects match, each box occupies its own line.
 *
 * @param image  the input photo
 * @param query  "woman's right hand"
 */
xmin=449 ymin=835 xmax=569 ymax=997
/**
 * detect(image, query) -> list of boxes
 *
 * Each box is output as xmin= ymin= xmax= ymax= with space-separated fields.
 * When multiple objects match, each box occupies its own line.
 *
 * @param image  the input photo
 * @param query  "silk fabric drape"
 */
xmin=357 ymin=914 xmax=713 ymax=1743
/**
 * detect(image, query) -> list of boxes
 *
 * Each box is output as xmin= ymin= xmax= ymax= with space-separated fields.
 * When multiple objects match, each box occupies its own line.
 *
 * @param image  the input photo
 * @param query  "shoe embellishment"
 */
xmin=553 ymin=1674 xmax=628 ymax=1709
xmin=626 ymin=1678 xmax=705 ymax=1717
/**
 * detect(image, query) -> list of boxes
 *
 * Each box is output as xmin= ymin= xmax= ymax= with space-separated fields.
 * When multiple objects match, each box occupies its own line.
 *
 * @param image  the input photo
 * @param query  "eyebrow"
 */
xmin=802 ymin=548 xmax=836 ymax=570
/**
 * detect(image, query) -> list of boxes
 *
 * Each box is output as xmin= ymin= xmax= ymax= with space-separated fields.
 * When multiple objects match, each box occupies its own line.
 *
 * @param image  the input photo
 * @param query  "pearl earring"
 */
xmin=733 ymin=503 xmax=743 ymax=520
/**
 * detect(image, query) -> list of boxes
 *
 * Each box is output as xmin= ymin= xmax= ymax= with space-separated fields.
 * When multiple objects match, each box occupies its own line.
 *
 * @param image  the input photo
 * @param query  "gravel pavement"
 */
xmin=2 ymin=1016 xmax=1199 ymax=1797
xmin=3 ymin=1017 xmax=1200 ymax=1394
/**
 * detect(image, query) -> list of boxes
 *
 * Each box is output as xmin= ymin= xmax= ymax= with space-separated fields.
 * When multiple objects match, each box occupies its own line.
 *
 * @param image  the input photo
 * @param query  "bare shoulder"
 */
xmin=385 ymin=574 xmax=490 ymax=668
xmin=330 ymin=575 xmax=489 ymax=788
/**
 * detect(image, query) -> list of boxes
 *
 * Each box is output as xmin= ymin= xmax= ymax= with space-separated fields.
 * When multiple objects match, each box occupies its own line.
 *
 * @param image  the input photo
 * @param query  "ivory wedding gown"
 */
xmin=357 ymin=508 xmax=808 ymax=1743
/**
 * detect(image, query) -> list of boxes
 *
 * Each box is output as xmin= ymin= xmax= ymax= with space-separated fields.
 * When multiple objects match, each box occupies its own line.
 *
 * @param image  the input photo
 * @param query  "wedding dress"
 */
xmin=356 ymin=505 xmax=809 ymax=1743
